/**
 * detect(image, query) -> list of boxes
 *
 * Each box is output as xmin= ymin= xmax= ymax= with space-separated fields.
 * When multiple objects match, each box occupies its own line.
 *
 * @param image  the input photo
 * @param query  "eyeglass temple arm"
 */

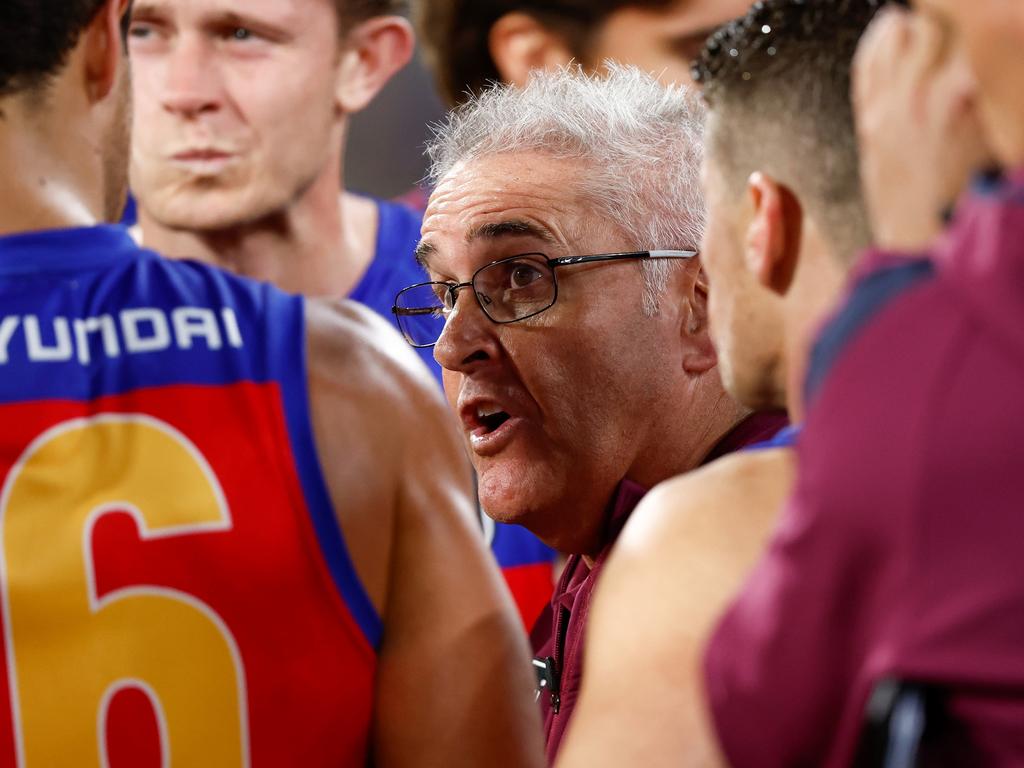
xmin=391 ymin=306 xmax=439 ymax=317
xmin=549 ymin=249 xmax=698 ymax=268
xmin=647 ymin=250 xmax=699 ymax=259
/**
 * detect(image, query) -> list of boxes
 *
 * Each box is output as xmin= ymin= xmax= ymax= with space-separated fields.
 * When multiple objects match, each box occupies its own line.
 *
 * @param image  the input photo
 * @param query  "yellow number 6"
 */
xmin=1 ymin=415 xmax=249 ymax=767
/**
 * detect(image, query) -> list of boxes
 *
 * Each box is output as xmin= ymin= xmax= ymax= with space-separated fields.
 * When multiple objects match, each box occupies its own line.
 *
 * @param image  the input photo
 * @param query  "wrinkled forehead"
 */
xmin=418 ymin=154 xmax=605 ymax=272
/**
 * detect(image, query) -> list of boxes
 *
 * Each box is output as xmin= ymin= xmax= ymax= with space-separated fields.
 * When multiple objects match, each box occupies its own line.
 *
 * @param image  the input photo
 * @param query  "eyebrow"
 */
xmin=131 ymin=1 xmax=295 ymax=37
xmin=130 ymin=1 xmax=162 ymax=19
xmin=467 ymin=220 xmax=559 ymax=245
xmin=414 ymin=241 xmax=436 ymax=271
xmin=414 ymin=220 xmax=559 ymax=271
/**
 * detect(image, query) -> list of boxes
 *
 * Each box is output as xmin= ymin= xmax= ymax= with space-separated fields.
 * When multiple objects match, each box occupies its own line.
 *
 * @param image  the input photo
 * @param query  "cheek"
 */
xmin=442 ymin=370 xmax=460 ymax=412
xmin=128 ymin=70 xmax=167 ymax=150
xmin=238 ymin=74 xmax=338 ymax=179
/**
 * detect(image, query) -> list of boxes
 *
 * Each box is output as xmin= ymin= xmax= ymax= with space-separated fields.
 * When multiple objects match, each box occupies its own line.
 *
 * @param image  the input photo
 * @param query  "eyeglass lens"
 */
xmin=395 ymin=256 xmax=558 ymax=346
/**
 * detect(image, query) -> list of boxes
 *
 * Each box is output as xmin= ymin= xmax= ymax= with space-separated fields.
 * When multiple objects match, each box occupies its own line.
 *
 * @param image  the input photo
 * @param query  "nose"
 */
xmin=160 ymin=36 xmax=221 ymax=119
xmin=433 ymin=287 xmax=501 ymax=374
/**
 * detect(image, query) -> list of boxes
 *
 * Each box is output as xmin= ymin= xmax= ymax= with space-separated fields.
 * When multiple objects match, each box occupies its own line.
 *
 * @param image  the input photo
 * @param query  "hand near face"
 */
xmin=853 ymin=6 xmax=993 ymax=252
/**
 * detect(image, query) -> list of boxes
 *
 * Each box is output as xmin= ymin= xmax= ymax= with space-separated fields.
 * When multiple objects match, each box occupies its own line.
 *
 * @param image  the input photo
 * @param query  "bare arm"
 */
xmin=306 ymin=300 xmax=544 ymax=768
xmin=556 ymin=449 xmax=795 ymax=768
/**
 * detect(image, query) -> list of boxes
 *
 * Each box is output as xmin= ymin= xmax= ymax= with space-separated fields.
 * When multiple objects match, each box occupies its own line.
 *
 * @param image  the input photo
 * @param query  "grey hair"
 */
xmin=426 ymin=64 xmax=706 ymax=315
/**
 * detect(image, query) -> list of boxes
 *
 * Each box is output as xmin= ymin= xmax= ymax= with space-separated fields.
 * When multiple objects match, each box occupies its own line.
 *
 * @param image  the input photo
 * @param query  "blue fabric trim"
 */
xmin=805 ymin=260 xmax=935 ymax=407
xmin=967 ymin=168 xmax=1024 ymax=205
xmin=491 ymin=522 xmax=557 ymax=569
xmin=0 ymin=225 xmax=139 ymax=276
xmin=0 ymin=238 xmax=275 ymax=404
xmin=349 ymin=199 xmax=441 ymax=384
xmin=121 ymin=194 xmax=139 ymax=228
xmin=271 ymin=296 xmax=384 ymax=649
xmin=744 ymin=424 xmax=802 ymax=451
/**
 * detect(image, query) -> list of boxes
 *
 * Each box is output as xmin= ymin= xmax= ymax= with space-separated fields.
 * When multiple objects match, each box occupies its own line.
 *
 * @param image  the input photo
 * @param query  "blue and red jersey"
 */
xmin=0 ymin=226 xmax=377 ymax=766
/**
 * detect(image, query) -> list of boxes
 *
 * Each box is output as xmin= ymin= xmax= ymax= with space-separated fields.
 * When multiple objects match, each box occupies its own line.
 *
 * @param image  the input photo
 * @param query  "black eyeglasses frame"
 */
xmin=391 ymin=249 xmax=699 ymax=349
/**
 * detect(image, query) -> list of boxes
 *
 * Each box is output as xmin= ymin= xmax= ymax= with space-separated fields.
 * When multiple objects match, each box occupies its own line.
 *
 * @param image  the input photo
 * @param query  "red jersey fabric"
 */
xmin=704 ymin=170 xmax=1024 ymax=767
xmin=0 ymin=228 xmax=378 ymax=766
xmin=533 ymin=411 xmax=788 ymax=763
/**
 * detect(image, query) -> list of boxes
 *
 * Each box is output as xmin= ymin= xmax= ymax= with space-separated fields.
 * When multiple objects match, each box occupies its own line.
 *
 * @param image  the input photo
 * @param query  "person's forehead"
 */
xmin=419 ymin=154 xmax=608 ymax=266
xmin=132 ymin=0 xmax=324 ymax=27
xmin=653 ymin=0 xmax=751 ymax=28
xmin=425 ymin=156 xmax=591 ymax=234
xmin=603 ymin=0 xmax=753 ymax=37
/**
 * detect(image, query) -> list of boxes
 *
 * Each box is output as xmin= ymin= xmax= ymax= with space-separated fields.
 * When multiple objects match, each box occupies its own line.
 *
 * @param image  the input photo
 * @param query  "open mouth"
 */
xmin=460 ymin=398 xmax=522 ymax=456
xmin=477 ymin=408 xmax=511 ymax=435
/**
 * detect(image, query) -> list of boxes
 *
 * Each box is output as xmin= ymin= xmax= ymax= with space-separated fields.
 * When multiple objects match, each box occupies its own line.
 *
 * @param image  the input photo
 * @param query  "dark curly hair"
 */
xmin=0 ymin=0 xmax=112 ymax=98
xmin=415 ymin=0 xmax=675 ymax=106
xmin=692 ymin=0 xmax=908 ymax=260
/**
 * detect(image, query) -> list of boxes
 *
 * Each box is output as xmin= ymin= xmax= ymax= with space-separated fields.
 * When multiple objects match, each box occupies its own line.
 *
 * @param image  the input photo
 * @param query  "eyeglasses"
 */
xmin=391 ymin=249 xmax=698 ymax=348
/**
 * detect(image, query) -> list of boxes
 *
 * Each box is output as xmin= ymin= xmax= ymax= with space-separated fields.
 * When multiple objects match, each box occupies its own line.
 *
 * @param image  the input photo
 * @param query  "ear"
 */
xmin=743 ymin=172 xmax=803 ymax=297
xmin=489 ymin=12 xmax=576 ymax=88
xmin=680 ymin=264 xmax=718 ymax=375
xmin=83 ymin=0 xmax=131 ymax=104
xmin=335 ymin=16 xmax=415 ymax=115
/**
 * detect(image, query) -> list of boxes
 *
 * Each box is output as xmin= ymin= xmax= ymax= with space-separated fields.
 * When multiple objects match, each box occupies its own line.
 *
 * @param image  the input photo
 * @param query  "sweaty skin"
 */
xmin=306 ymin=301 xmax=544 ymax=767
xmin=556 ymin=448 xmax=794 ymax=768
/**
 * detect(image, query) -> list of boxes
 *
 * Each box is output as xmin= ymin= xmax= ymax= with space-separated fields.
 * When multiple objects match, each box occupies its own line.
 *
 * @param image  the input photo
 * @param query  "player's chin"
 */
xmin=476 ymin=459 xmax=553 ymax=526
xmin=153 ymin=190 xmax=260 ymax=233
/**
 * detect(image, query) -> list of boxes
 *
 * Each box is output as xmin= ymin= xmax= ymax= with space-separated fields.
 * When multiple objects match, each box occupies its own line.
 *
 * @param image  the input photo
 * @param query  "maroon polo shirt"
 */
xmin=531 ymin=411 xmax=788 ymax=763
xmin=704 ymin=170 xmax=1024 ymax=766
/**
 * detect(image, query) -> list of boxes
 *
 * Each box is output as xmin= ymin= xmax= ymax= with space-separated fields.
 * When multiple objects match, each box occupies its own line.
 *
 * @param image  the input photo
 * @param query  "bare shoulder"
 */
xmin=564 ymin=450 xmax=796 ymax=767
xmin=594 ymin=447 xmax=796 ymax=645
xmin=306 ymin=298 xmax=442 ymax=411
xmin=618 ymin=447 xmax=796 ymax=567
xmin=303 ymin=298 xmax=467 ymax=613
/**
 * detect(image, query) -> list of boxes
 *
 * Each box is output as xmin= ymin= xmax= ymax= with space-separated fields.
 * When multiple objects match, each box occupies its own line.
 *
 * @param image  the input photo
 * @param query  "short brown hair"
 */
xmin=692 ymin=0 xmax=907 ymax=261
xmin=416 ymin=0 xmax=673 ymax=105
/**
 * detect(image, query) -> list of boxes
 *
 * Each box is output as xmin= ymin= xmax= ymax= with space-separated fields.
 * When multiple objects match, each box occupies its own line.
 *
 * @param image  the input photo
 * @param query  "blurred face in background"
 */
xmin=128 ymin=0 xmax=345 ymax=231
xmin=585 ymin=0 xmax=755 ymax=86
xmin=914 ymin=0 xmax=1024 ymax=167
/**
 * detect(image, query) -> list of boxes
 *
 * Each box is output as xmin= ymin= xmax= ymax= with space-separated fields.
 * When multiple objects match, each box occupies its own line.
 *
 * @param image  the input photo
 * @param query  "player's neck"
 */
xmin=139 ymin=170 xmax=379 ymax=298
xmin=0 ymin=103 xmax=103 ymax=236
xmin=782 ymin=235 xmax=849 ymax=423
xmin=629 ymin=376 xmax=750 ymax=497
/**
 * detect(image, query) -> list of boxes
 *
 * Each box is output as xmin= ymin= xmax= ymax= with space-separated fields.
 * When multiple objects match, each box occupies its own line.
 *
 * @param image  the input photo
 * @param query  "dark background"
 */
xmin=345 ymin=44 xmax=447 ymax=201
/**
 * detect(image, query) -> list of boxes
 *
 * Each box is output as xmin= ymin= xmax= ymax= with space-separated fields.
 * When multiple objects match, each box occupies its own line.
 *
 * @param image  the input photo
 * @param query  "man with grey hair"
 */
xmin=392 ymin=65 xmax=787 ymax=762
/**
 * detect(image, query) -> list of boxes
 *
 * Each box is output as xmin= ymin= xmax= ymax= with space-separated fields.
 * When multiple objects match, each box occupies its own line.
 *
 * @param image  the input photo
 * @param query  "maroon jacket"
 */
xmin=531 ymin=412 xmax=788 ymax=763
xmin=705 ymin=170 xmax=1024 ymax=767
